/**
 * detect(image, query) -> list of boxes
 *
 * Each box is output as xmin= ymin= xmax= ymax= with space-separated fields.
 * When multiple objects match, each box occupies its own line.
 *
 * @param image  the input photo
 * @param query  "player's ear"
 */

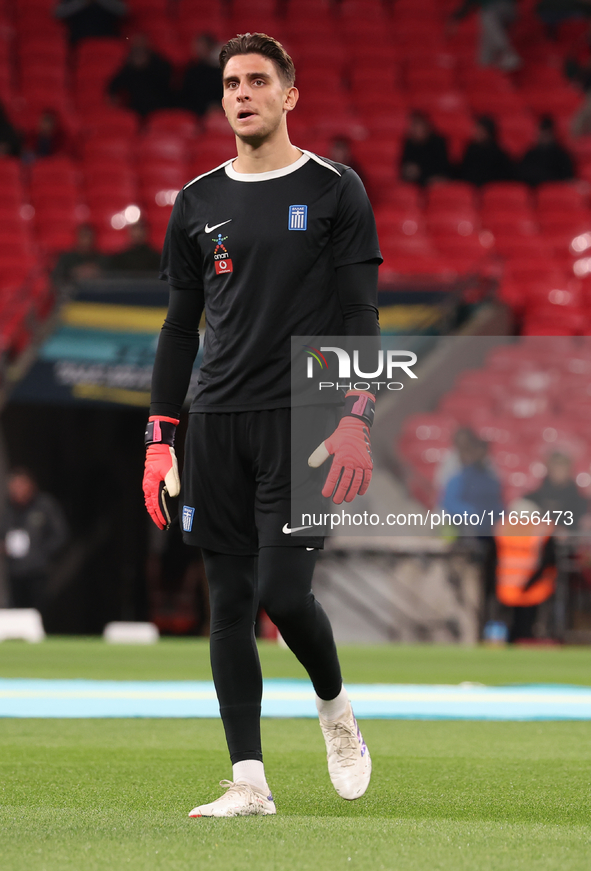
xmin=284 ymin=86 xmax=298 ymax=113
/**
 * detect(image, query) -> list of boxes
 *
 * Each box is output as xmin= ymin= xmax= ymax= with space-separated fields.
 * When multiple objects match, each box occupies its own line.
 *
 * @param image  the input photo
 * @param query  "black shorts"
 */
xmin=180 ymin=407 xmax=335 ymax=555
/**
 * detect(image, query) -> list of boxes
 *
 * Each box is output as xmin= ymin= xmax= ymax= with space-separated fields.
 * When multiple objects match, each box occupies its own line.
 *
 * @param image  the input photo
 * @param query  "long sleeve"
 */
xmin=335 ymin=261 xmax=380 ymax=337
xmin=150 ymin=285 xmax=204 ymax=418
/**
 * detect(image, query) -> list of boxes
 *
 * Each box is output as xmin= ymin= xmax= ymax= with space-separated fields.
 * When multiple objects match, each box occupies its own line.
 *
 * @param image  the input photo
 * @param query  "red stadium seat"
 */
xmin=380 ymin=184 xmax=422 ymax=210
xmin=294 ymin=41 xmax=347 ymax=68
xmin=80 ymin=107 xmax=139 ymax=137
xmin=35 ymin=204 xmax=80 ymax=233
xmin=143 ymin=205 xmax=172 ymax=250
xmin=0 ymin=158 xmax=23 ymax=187
xmin=83 ymin=135 xmax=134 ymax=162
xmin=356 ymin=91 xmax=408 ymax=117
xmin=350 ymin=63 xmax=401 ymax=94
xmin=190 ymin=136 xmax=236 ymax=171
xmin=351 ymin=140 xmax=399 ymax=193
xmin=481 ymin=209 xmax=538 ymax=237
xmin=393 ymin=21 xmax=445 ymax=50
xmin=138 ymin=160 xmax=186 ymax=185
xmin=465 ymin=89 xmax=524 ymax=116
xmin=75 ymin=38 xmax=126 ymax=69
xmin=427 ymin=182 xmax=475 ymax=210
xmin=32 ymin=186 xmax=79 ymax=214
xmin=439 ymin=392 xmax=492 ymax=424
xmin=406 ymin=66 xmax=455 ymax=92
xmin=521 ymin=86 xmax=583 ymax=117
xmin=147 ymin=110 xmax=199 ymax=139
xmin=536 ymin=182 xmax=587 ymax=212
xmin=374 ymin=206 xmax=425 ymax=239
xmin=20 ymin=61 xmax=66 ymax=90
xmin=380 ymin=252 xmax=454 ymax=278
xmin=137 ymin=133 xmax=189 ymax=163
xmin=18 ymin=40 xmax=67 ymax=71
xmin=407 ymin=89 xmax=468 ymax=116
xmin=522 ymin=310 xmax=587 ymax=336
xmin=457 ymin=64 xmax=513 ymax=92
xmin=229 ymin=15 xmax=283 ymax=41
xmin=37 ymin=226 xmax=77 ymax=254
xmin=33 ymin=165 xmax=78 ymax=203
xmin=0 ymin=254 xmax=39 ymax=289
xmin=504 ymin=257 xmax=568 ymax=284
xmin=434 ymin=234 xmax=490 ymax=258
xmin=296 ymin=67 xmax=345 ymax=96
xmin=481 ymin=183 xmax=532 ymax=211
xmin=139 ymin=163 xmax=185 ymax=209
xmin=232 ymin=0 xmax=276 ymax=13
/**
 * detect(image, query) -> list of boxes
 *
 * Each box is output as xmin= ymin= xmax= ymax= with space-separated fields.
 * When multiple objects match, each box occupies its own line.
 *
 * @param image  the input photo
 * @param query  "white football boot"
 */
xmin=319 ymin=701 xmax=372 ymax=800
xmin=188 ymin=780 xmax=277 ymax=818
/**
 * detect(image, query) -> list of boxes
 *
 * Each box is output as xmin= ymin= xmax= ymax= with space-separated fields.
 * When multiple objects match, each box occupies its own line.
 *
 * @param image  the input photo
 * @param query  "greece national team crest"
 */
xmin=182 ymin=505 xmax=195 ymax=532
xmin=288 ymin=204 xmax=307 ymax=231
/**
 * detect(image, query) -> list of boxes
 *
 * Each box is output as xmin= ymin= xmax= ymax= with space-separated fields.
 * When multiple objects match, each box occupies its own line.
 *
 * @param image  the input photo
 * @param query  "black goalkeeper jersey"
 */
xmin=159 ymin=150 xmax=382 ymax=412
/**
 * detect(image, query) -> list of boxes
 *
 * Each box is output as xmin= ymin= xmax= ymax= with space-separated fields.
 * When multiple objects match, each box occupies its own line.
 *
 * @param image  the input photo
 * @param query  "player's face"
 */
xmin=222 ymin=54 xmax=298 ymax=142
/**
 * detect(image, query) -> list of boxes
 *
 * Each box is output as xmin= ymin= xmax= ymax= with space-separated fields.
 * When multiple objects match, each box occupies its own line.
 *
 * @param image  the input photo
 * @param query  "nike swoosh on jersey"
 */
xmin=205 ymin=219 xmax=232 ymax=233
xmin=282 ymin=523 xmax=313 ymax=534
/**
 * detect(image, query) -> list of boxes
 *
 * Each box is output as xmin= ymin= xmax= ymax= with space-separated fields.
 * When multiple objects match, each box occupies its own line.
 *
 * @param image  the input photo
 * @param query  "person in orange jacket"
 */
xmin=495 ymin=499 xmax=556 ymax=641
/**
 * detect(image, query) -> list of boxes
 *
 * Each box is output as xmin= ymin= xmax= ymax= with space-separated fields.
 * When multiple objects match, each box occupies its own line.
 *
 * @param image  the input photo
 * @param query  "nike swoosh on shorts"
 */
xmin=282 ymin=523 xmax=313 ymax=534
xmin=205 ymin=219 xmax=232 ymax=233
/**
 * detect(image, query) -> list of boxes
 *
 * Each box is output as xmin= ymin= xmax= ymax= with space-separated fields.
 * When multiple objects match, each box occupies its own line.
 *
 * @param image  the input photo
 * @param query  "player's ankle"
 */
xmin=316 ymin=685 xmax=349 ymax=721
xmin=232 ymin=759 xmax=269 ymax=794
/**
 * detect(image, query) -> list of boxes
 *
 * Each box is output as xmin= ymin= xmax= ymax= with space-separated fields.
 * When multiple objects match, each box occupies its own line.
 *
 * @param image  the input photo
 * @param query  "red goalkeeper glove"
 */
xmin=143 ymin=415 xmax=181 ymax=529
xmin=308 ymin=391 xmax=375 ymax=504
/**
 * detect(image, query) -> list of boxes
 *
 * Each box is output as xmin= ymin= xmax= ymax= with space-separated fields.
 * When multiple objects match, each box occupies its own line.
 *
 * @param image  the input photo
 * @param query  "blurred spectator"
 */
xmin=518 ymin=116 xmax=575 ymax=186
xmin=400 ymin=111 xmax=451 ymax=186
xmin=537 ymin=0 xmax=591 ymax=29
xmin=0 ymin=102 xmax=22 ymax=157
xmin=179 ymin=33 xmax=223 ymax=118
xmin=52 ymin=224 xmax=105 ymax=287
xmin=436 ymin=426 xmax=482 ymax=494
xmin=440 ymin=434 xmax=504 ymax=533
xmin=452 ymin=0 xmax=522 ymax=71
xmin=526 ymin=452 xmax=588 ymax=528
xmin=495 ymin=498 xmax=556 ymax=641
xmin=24 ymin=110 xmax=69 ymax=161
xmin=327 ymin=136 xmax=364 ymax=180
xmin=104 ymin=219 xmax=161 ymax=273
xmin=456 ymin=115 xmax=514 ymax=186
xmin=566 ymin=53 xmax=591 ymax=135
xmin=108 ymin=34 xmax=173 ymax=118
xmin=0 ymin=468 xmax=68 ymax=610
xmin=55 ymin=0 xmax=128 ymax=45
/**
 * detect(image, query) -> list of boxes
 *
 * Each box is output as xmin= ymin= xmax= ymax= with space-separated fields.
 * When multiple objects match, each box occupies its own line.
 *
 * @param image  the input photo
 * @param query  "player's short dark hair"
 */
xmin=219 ymin=33 xmax=296 ymax=87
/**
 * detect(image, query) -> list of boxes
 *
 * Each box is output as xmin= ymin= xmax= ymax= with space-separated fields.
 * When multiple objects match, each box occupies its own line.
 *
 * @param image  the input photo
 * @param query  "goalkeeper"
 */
xmin=143 ymin=32 xmax=381 ymax=818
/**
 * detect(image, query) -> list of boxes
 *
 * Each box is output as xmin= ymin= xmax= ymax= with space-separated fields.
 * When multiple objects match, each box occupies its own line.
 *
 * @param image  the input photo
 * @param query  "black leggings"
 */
xmin=201 ymin=546 xmax=343 ymax=764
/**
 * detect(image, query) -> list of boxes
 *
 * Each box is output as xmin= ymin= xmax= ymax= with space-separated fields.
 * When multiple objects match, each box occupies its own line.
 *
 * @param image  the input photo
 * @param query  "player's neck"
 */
xmin=232 ymin=128 xmax=302 ymax=175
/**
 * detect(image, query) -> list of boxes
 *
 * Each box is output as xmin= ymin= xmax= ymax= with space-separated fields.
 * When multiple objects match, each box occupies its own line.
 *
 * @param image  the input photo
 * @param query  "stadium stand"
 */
xmin=3 ymin=0 xmax=591 ymax=371
xmin=397 ymin=338 xmax=591 ymax=508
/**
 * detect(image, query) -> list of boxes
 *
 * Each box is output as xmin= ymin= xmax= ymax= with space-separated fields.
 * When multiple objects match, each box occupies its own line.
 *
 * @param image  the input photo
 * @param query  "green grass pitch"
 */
xmin=1 ymin=639 xmax=590 ymax=871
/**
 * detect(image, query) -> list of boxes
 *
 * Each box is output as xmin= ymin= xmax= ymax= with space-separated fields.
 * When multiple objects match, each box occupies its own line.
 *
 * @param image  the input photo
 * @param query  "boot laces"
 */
xmin=324 ymin=720 xmax=358 ymax=768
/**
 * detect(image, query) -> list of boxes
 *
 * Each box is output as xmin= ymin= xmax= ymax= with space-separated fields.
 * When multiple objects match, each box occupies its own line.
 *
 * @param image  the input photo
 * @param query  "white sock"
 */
xmin=316 ymin=685 xmax=349 ymax=721
xmin=232 ymin=760 xmax=269 ymax=794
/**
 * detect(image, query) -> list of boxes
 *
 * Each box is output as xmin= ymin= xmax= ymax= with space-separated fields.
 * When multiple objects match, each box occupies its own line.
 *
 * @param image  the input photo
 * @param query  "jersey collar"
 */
xmin=225 ymin=151 xmax=310 ymax=182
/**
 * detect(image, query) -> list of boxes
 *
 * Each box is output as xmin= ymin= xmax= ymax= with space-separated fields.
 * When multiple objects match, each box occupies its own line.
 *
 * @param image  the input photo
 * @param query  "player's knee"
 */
xmin=261 ymin=590 xmax=314 ymax=626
